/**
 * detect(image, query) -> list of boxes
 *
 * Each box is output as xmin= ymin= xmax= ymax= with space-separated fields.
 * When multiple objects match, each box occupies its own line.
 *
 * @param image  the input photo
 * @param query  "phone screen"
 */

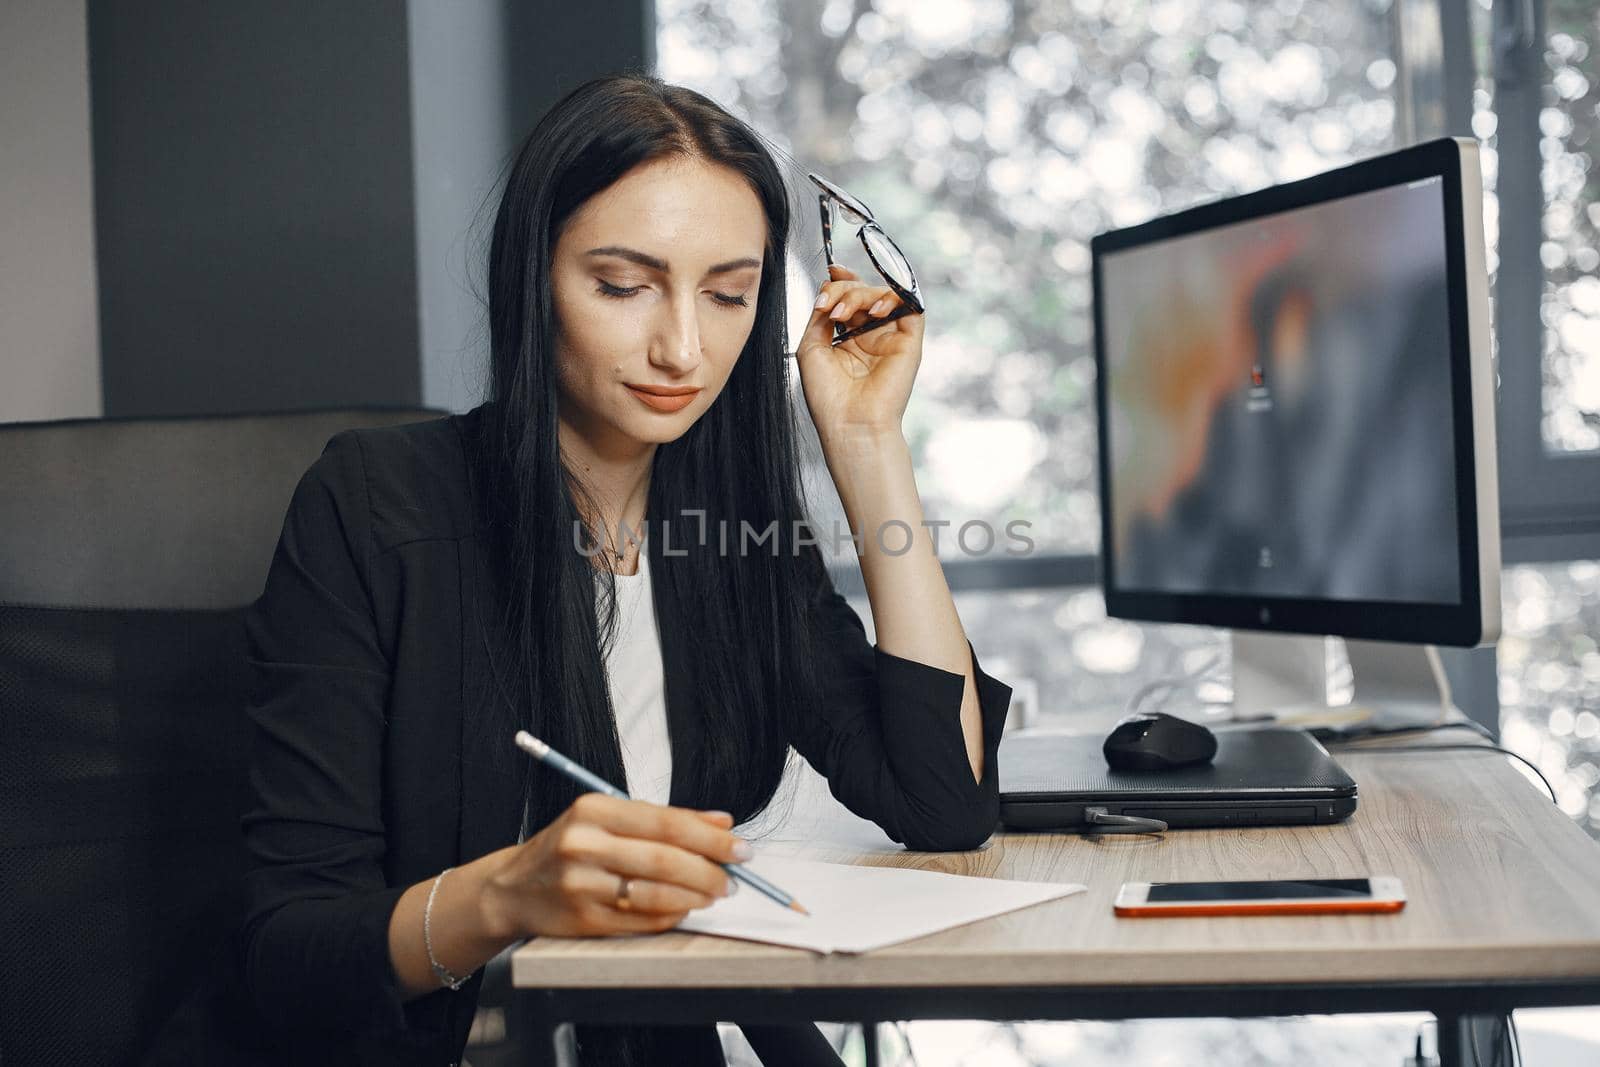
xmin=1146 ymin=878 xmax=1374 ymax=902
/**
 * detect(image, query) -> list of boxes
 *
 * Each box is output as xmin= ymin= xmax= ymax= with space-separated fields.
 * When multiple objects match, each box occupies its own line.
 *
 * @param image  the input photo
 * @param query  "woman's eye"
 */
xmin=596 ymin=279 xmax=750 ymax=310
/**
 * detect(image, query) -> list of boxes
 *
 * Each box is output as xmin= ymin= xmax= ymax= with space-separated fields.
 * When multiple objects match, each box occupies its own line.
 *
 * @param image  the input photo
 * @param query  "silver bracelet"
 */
xmin=424 ymin=867 xmax=471 ymax=990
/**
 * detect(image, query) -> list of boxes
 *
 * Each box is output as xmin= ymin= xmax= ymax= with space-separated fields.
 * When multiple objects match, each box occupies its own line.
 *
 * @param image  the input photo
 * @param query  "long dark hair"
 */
xmin=467 ymin=73 xmax=826 ymax=846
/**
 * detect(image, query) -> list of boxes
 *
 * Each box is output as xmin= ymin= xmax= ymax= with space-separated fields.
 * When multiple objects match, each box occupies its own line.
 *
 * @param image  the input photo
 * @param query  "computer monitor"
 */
xmin=1090 ymin=137 xmax=1500 ymax=722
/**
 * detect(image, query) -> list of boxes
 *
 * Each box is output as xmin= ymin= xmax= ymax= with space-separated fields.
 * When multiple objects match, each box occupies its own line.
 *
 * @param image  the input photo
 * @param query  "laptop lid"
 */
xmin=998 ymin=727 xmax=1358 ymax=830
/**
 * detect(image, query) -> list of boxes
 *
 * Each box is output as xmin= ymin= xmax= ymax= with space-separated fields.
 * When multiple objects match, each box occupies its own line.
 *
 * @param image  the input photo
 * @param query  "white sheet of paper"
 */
xmin=676 ymin=854 xmax=1085 ymax=955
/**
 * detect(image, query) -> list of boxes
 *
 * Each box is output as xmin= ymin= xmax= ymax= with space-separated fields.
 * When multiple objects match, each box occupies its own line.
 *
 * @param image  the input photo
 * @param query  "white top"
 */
xmin=515 ymin=554 xmax=671 ymax=847
xmin=599 ymin=550 xmax=673 ymax=806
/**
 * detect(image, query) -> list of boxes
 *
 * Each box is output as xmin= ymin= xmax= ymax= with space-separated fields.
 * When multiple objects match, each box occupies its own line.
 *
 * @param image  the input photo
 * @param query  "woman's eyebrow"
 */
xmin=585 ymin=246 xmax=761 ymax=276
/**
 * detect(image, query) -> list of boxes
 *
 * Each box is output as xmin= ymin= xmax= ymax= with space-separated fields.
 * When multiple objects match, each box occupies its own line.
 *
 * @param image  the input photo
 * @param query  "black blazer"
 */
xmin=160 ymin=405 xmax=1012 ymax=1066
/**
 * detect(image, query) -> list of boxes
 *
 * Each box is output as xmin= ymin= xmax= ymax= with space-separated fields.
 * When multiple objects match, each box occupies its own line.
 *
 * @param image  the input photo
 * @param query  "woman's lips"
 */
xmin=626 ymin=385 xmax=701 ymax=413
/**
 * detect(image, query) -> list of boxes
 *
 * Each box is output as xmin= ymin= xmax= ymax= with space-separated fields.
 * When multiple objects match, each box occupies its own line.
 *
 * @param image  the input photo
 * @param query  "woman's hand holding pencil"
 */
xmin=476 ymin=732 xmax=808 ymax=942
xmin=478 ymin=788 xmax=746 ymax=939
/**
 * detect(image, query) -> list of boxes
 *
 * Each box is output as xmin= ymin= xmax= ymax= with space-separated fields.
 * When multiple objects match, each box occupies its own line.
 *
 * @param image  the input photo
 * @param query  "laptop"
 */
xmin=998 ymin=727 xmax=1358 ymax=832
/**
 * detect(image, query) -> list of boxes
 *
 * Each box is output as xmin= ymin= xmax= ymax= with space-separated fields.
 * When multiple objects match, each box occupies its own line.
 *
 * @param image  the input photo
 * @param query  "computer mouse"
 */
xmin=1102 ymin=712 xmax=1219 ymax=771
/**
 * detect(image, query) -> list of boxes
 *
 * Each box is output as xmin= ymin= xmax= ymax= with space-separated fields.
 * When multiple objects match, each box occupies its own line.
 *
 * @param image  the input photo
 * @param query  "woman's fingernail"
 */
xmin=868 ymin=299 xmax=889 ymax=316
xmin=829 ymin=303 xmax=850 ymax=320
xmin=731 ymin=839 xmax=754 ymax=861
xmin=723 ymin=878 xmax=738 ymax=896
xmin=815 ymin=291 xmax=830 ymax=309
xmin=705 ymin=810 xmax=733 ymax=822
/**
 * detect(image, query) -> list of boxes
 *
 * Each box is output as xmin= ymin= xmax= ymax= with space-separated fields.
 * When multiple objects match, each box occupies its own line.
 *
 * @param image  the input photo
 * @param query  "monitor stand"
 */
xmin=1230 ymin=631 xmax=1452 ymax=733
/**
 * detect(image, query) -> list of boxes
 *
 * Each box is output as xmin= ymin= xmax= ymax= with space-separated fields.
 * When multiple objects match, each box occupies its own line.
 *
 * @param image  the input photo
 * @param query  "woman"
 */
xmin=233 ymin=73 xmax=1012 ymax=1066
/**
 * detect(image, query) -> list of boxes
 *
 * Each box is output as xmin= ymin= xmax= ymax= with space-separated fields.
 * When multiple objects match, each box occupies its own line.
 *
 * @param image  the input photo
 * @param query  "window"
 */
xmin=658 ymin=0 xmax=1402 ymax=721
xmin=1477 ymin=0 xmax=1600 ymax=529
xmin=659 ymin=0 xmax=1399 ymax=563
xmin=1468 ymin=0 xmax=1600 ymax=835
xmin=1530 ymin=1 xmax=1599 ymax=454
xmin=657 ymin=0 xmax=1600 ymax=840
xmin=1500 ymin=560 xmax=1600 ymax=831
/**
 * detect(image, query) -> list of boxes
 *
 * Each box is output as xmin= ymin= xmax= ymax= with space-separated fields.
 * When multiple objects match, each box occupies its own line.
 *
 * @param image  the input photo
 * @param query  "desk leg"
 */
xmin=552 ymin=1022 xmax=580 ymax=1067
xmin=1436 ymin=1012 xmax=1505 ymax=1067
xmin=513 ymin=992 xmax=579 ymax=1067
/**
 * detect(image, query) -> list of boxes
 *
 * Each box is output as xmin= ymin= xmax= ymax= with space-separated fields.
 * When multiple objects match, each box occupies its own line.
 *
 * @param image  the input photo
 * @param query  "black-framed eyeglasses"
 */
xmin=808 ymin=172 xmax=925 ymax=347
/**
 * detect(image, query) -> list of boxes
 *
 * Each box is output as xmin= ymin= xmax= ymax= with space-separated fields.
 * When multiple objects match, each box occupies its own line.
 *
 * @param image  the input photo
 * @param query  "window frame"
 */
xmin=1485 ymin=0 xmax=1600 ymax=563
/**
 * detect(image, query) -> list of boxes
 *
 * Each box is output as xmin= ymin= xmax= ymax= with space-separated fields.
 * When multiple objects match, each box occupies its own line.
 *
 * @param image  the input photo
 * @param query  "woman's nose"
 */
xmin=649 ymin=300 xmax=704 ymax=374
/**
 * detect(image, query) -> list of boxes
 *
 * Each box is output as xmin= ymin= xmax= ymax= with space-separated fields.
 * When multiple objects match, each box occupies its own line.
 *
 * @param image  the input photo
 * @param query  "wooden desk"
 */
xmin=510 ymin=736 xmax=1600 ymax=1066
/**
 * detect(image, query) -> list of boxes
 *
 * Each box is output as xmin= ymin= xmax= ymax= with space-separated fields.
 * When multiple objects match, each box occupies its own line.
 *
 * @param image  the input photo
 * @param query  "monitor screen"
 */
xmin=1098 ymin=176 xmax=1462 ymax=607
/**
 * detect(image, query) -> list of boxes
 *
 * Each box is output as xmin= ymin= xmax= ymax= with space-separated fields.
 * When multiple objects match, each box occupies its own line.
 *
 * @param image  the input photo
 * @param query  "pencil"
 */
xmin=513 ymin=730 xmax=809 ymax=916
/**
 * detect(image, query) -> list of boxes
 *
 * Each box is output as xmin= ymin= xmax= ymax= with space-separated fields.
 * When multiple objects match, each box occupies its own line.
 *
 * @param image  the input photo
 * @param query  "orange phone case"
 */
xmin=1115 ymin=898 xmax=1406 ymax=917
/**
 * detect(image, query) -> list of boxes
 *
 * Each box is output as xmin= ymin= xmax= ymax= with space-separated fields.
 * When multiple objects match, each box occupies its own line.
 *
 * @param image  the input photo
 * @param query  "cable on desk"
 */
xmin=1084 ymin=806 xmax=1169 ymax=834
xmin=1331 ymin=742 xmax=1557 ymax=805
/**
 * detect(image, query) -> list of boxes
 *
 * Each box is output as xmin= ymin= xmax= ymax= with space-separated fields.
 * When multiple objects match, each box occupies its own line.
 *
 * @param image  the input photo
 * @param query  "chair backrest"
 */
xmin=0 ymin=407 xmax=448 ymax=1066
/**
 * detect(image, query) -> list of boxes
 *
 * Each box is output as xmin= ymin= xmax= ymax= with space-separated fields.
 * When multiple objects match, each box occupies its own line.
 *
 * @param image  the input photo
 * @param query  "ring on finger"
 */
xmin=615 ymin=876 xmax=634 ymax=911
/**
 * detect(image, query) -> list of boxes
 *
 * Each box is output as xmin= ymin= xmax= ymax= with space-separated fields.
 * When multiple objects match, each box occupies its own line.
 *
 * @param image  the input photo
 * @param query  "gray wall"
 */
xmin=3 ymin=1 xmax=653 ymax=422
xmin=0 ymin=0 xmax=102 ymax=423
xmin=408 ymin=0 xmax=507 ymax=415
xmin=407 ymin=0 xmax=655 ymax=414
xmin=89 ymin=0 xmax=422 ymax=416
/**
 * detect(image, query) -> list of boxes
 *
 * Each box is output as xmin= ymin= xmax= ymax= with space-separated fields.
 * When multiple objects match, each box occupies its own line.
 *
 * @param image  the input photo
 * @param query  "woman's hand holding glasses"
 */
xmin=795 ymin=171 xmax=928 ymax=452
xmin=797 ymin=262 xmax=927 ymax=452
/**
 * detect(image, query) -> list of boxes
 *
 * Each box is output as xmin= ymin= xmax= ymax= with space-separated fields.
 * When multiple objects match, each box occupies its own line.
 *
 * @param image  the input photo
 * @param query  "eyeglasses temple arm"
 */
xmin=829 ymin=301 xmax=918 ymax=346
xmin=818 ymin=194 xmax=836 ymax=266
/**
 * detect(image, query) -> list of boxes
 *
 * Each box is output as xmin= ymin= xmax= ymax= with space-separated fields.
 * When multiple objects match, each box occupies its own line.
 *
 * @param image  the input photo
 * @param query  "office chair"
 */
xmin=0 ymin=406 xmax=446 ymax=1065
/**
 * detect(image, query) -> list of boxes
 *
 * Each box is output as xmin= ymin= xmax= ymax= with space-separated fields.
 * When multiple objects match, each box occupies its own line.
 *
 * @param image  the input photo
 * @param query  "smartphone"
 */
xmin=1114 ymin=876 xmax=1405 ymax=917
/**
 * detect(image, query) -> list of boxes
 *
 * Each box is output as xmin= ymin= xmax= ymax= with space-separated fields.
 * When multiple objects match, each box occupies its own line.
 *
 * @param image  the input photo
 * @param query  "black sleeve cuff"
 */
xmin=870 ymin=640 xmax=1013 ymax=850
